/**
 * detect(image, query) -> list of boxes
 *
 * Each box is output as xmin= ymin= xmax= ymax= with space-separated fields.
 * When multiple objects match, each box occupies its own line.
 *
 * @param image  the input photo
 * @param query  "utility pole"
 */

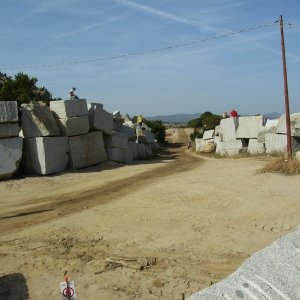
xmin=280 ymin=15 xmax=292 ymax=160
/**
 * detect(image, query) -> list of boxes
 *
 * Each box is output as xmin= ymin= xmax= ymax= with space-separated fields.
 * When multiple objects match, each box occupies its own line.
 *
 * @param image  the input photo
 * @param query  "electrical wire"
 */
xmin=0 ymin=20 xmax=279 ymax=70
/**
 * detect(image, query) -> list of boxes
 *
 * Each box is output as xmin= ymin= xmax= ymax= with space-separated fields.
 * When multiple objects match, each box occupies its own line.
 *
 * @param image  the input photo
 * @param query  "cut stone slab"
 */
xmin=257 ymin=126 xmax=277 ymax=143
xmin=144 ymin=130 xmax=155 ymax=143
xmin=88 ymin=103 xmax=113 ymax=135
xmin=236 ymin=116 xmax=265 ymax=139
xmin=113 ymin=118 xmax=124 ymax=132
xmin=145 ymin=144 xmax=153 ymax=158
xmin=69 ymin=131 xmax=107 ymax=169
xmin=23 ymin=137 xmax=68 ymax=175
xmin=21 ymin=104 xmax=60 ymax=138
xmin=125 ymin=148 xmax=133 ymax=164
xmin=265 ymin=133 xmax=300 ymax=154
xmin=128 ymin=142 xmax=139 ymax=160
xmin=0 ymin=137 xmax=23 ymax=179
xmin=216 ymin=140 xmax=243 ymax=157
xmin=57 ymin=116 xmax=90 ymax=136
xmin=119 ymin=125 xmax=136 ymax=141
xmin=189 ymin=228 xmax=300 ymax=300
xmin=219 ymin=118 xmax=238 ymax=142
xmin=104 ymin=131 xmax=128 ymax=149
xmin=0 ymin=123 xmax=20 ymax=138
xmin=195 ymin=138 xmax=202 ymax=152
xmin=138 ymin=143 xmax=147 ymax=160
xmin=203 ymin=130 xmax=215 ymax=140
xmin=214 ymin=125 xmax=220 ymax=136
xmin=50 ymin=99 xmax=88 ymax=119
xmin=247 ymin=139 xmax=265 ymax=155
xmin=265 ymin=118 xmax=279 ymax=129
xmin=106 ymin=147 xmax=125 ymax=163
xmin=276 ymin=113 xmax=300 ymax=137
xmin=0 ymin=101 xmax=18 ymax=123
xmin=150 ymin=142 xmax=160 ymax=153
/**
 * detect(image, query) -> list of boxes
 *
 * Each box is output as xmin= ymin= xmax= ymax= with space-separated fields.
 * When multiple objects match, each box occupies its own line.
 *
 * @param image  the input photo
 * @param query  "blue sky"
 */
xmin=1 ymin=0 xmax=299 ymax=116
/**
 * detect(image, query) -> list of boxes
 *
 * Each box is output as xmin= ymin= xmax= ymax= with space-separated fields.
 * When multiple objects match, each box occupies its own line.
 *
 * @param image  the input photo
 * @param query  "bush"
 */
xmin=144 ymin=119 xmax=166 ymax=144
xmin=188 ymin=111 xmax=221 ymax=130
xmin=260 ymin=157 xmax=300 ymax=175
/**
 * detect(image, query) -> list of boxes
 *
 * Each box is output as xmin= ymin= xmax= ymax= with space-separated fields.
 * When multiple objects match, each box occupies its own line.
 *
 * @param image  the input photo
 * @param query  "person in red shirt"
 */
xmin=230 ymin=109 xmax=238 ymax=117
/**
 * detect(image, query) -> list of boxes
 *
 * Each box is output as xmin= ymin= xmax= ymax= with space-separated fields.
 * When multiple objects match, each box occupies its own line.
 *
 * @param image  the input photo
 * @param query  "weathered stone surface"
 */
xmin=144 ymin=130 xmax=155 ymax=143
xmin=0 ymin=123 xmax=20 ymax=138
xmin=88 ymin=103 xmax=113 ymax=135
xmin=276 ymin=113 xmax=300 ymax=137
xmin=106 ymin=147 xmax=125 ymax=163
xmin=125 ymin=148 xmax=133 ymax=163
xmin=23 ymin=137 xmax=68 ymax=175
xmin=21 ymin=104 xmax=60 ymax=138
xmin=236 ymin=116 xmax=265 ymax=139
xmin=213 ymin=135 xmax=220 ymax=144
xmin=195 ymin=138 xmax=202 ymax=152
xmin=57 ymin=116 xmax=90 ymax=136
xmin=219 ymin=118 xmax=238 ymax=142
xmin=195 ymin=138 xmax=214 ymax=152
xmin=257 ymin=126 xmax=277 ymax=143
xmin=189 ymin=228 xmax=300 ymax=300
xmin=69 ymin=131 xmax=107 ymax=169
xmin=216 ymin=140 xmax=243 ymax=157
xmin=138 ymin=143 xmax=147 ymax=160
xmin=104 ymin=131 xmax=128 ymax=149
xmin=150 ymin=142 xmax=160 ymax=153
xmin=128 ymin=142 xmax=139 ymax=160
xmin=113 ymin=118 xmax=124 ymax=131
xmin=0 ymin=137 xmax=23 ymax=179
xmin=200 ymin=143 xmax=215 ymax=153
xmin=265 ymin=133 xmax=300 ymax=154
xmin=0 ymin=101 xmax=18 ymax=123
xmin=145 ymin=144 xmax=153 ymax=158
xmin=214 ymin=125 xmax=220 ymax=136
xmin=265 ymin=118 xmax=279 ymax=129
xmin=296 ymin=151 xmax=300 ymax=162
xmin=203 ymin=130 xmax=214 ymax=140
xmin=247 ymin=139 xmax=265 ymax=155
xmin=119 ymin=125 xmax=136 ymax=141
xmin=50 ymin=99 xmax=88 ymax=119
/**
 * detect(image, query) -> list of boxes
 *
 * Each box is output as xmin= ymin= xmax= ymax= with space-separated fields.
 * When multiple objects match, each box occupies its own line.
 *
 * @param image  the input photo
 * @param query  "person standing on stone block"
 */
xmin=230 ymin=109 xmax=238 ymax=118
xmin=69 ymin=87 xmax=79 ymax=100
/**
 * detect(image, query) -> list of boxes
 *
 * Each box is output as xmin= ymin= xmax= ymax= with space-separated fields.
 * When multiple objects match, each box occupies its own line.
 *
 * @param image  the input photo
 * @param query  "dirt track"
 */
xmin=0 ymin=128 xmax=299 ymax=299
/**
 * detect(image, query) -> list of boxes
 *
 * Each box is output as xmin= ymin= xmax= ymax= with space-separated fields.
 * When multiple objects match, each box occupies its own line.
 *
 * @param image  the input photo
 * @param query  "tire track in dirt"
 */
xmin=0 ymin=145 xmax=203 ymax=235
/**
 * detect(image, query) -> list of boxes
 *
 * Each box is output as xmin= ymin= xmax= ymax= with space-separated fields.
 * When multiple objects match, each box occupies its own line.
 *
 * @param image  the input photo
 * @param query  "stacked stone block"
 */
xmin=88 ymin=103 xmax=113 ymax=135
xmin=0 ymin=101 xmax=22 ymax=179
xmin=104 ymin=131 xmax=128 ymax=163
xmin=21 ymin=103 xmax=68 ymax=174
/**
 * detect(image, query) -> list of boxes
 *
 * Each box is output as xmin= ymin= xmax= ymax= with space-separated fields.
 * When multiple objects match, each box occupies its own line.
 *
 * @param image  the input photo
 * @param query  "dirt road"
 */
xmin=0 ymin=128 xmax=299 ymax=299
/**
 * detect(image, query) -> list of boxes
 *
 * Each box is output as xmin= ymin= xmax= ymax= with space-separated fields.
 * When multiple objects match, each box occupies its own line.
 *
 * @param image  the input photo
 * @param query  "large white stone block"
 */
xmin=0 ymin=137 xmax=23 ymax=179
xmin=21 ymin=104 xmax=60 ymax=138
xmin=125 ymin=148 xmax=133 ymax=164
xmin=0 ymin=123 xmax=20 ymax=138
xmin=104 ymin=131 xmax=128 ymax=149
xmin=247 ymin=139 xmax=265 ymax=155
xmin=50 ymin=99 xmax=88 ymax=118
xmin=119 ymin=125 xmax=136 ymax=141
xmin=214 ymin=125 xmax=220 ymax=136
xmin=0 ymin=101 xmax=18 ymax=123
xmin=57 ymin=116 xmax=90 ymax=136
xmin=128 ymin=142 xmax=139 ymax=160
xmin=265 ymin=118 xmax=279 ymax=129
xmin=276 ymin=113 xmax=300 ymax=137
xmin=23 ymin=137 xmax=68 ymax=175
xmin=203 ymin=130 xmax=215 ymax=140
xmin=236 ymin=116 xmax=265 ymax=139
xmin=216 ymin=140 xmax=243 ymax=157
xmin=219 ymin=118 xmax=237 ymax=141
xmin=88 ymin=103 xmax=113 ymax=135
xmin=296 ymin=151 xmax=300 ymax=162
xmin=145 ymin=143 xmax=153 ymax=158
xmin=265 ymin=133 xmax=300 ymax=154
xmin=105 ymin=147 xmax=125 ymax=163
xmin=68 ymin=131 xmax=107 ymax=169
xmin=113 ymin=118 xmax=124 ymax=131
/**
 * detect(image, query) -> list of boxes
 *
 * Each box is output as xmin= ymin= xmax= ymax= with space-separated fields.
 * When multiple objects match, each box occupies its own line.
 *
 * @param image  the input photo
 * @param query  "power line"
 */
xmin=0 ymin=20 xmax=279 ymax=70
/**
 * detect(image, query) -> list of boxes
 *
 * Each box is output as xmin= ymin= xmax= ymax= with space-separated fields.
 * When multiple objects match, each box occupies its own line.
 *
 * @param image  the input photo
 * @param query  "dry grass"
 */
xmin=260 ymin=156 xmax=300 ymax=175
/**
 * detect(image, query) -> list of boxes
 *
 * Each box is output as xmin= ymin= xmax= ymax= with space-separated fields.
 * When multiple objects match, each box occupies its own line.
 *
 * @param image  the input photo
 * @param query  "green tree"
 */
xmin=144 ymin=119 xmax=166 ymax=144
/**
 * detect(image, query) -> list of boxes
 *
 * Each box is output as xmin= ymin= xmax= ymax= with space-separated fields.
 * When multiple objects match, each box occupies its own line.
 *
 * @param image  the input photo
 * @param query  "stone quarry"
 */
xmin=0 ymin=99 xmax=158 ymax=179
xmin=196 ymin=113 xmax=300 ymax=157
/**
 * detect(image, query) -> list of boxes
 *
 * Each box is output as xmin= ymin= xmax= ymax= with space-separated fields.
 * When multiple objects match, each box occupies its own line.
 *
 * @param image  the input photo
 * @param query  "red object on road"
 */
xmin=230 ymin=109 xmax=238 ymax=117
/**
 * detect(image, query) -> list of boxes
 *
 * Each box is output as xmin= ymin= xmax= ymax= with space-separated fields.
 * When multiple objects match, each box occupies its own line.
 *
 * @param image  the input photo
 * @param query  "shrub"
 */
xmin=260 ymin=157 xmax=300 ymax=175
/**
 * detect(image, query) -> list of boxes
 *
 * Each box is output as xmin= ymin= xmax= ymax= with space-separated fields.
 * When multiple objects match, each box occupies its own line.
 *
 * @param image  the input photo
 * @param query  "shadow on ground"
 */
xmin=0 ymin=273 xmax=28 ymax=300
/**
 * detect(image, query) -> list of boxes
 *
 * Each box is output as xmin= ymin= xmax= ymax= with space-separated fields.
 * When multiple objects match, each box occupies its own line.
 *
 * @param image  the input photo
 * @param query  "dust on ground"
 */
xmin=0 ymin=128 xmax=299 ymax=299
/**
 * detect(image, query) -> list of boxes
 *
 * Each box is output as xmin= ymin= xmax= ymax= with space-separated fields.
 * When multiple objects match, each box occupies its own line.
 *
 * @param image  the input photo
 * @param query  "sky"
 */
xmin=0 ymin=0 xmax=299 ymax=117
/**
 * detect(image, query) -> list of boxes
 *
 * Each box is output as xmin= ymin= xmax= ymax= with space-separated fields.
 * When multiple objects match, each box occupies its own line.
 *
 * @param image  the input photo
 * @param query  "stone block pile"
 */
xmin=197 ymin=113 xmax=300 ymax=157
xmin=0 ymin=101 xmax=22 ymax=179
xmin=0 ymin=99 xmax=159 ymax=179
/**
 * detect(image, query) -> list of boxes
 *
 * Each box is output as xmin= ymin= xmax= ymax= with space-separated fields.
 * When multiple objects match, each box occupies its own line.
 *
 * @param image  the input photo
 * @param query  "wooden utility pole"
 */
xmin=280 ymin=15 xmax=292 ymax=160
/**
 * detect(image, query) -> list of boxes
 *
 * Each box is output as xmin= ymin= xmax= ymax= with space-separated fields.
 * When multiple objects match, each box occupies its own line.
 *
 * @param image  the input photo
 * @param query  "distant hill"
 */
xmin=146 ymin=113 xmax=201 ymax=123
xmin=264 ymin=112 xmax=281 ymax=120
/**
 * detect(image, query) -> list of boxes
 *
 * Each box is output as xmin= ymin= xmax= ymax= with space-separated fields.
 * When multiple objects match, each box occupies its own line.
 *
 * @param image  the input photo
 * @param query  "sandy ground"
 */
xmin=0 ymin=128 xmax=299 ymax=300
